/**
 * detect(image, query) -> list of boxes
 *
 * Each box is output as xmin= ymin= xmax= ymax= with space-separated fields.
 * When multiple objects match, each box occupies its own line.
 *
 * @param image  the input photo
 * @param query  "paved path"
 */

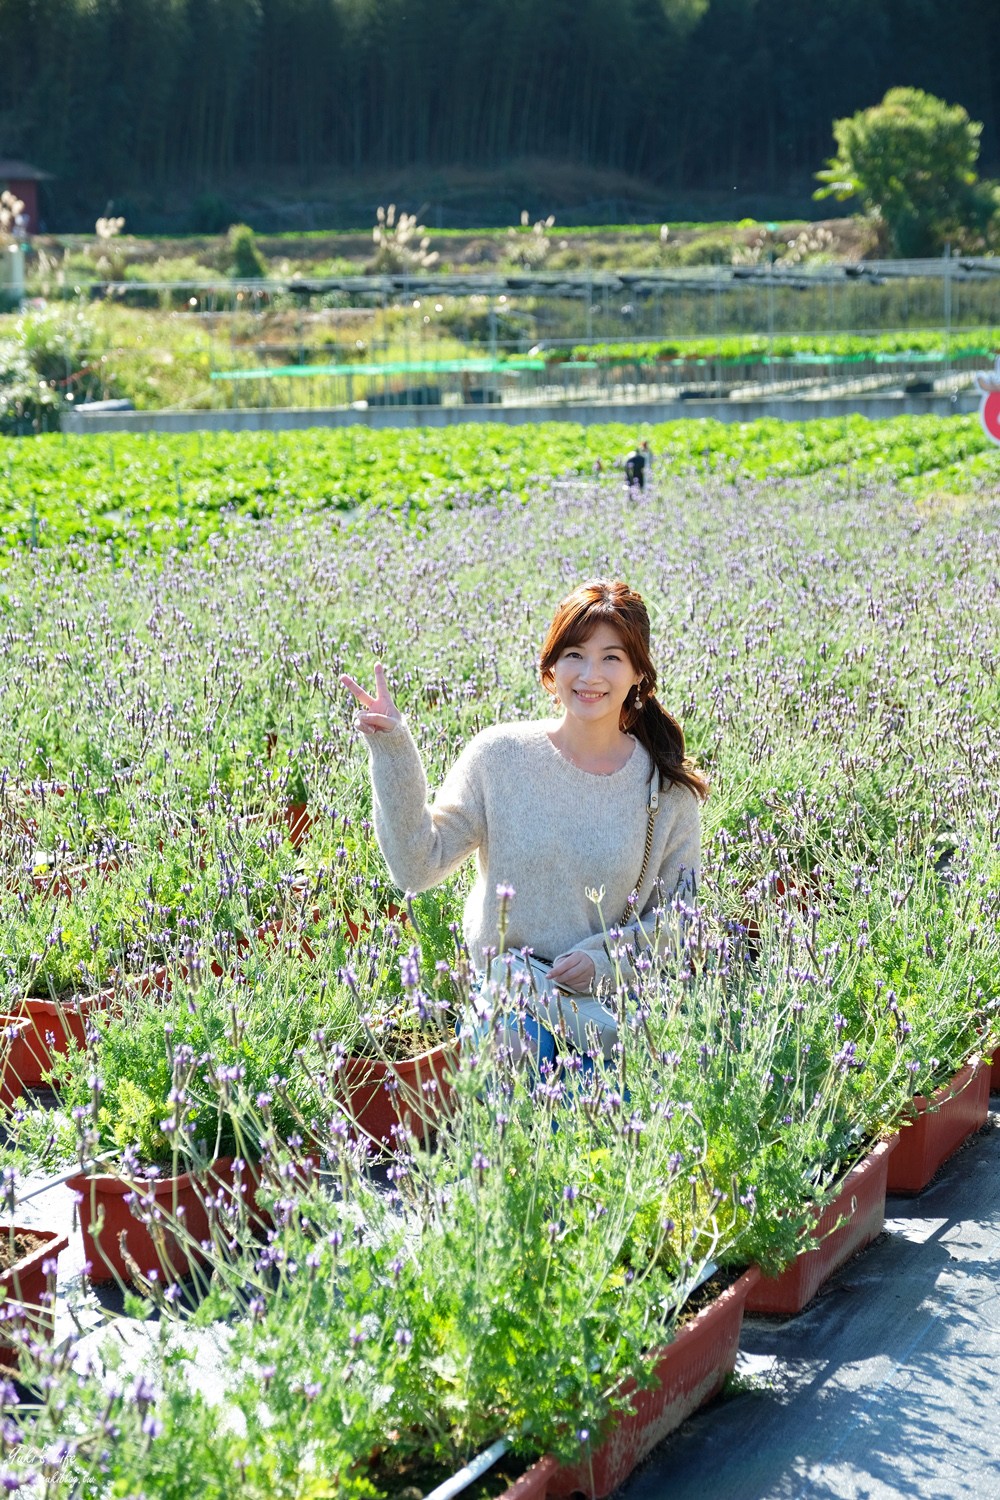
xmin=623 ymin=1108 xmax=1000 ymax=1500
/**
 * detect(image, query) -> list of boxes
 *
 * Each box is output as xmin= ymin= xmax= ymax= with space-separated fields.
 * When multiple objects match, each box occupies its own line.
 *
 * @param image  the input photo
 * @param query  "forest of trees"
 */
xmin=1 ymin=0 xmax=998 ymax=223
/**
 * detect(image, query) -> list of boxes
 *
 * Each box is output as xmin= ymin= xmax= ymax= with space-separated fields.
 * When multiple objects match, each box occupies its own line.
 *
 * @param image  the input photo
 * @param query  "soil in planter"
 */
xmin=614 ymin=1263 xmax=746 ymax=1333
xmin=339 ymin=1039 xmax=459 ymax=1149
xmin=0 ymin=1231 xmax=48 ymax=1272
xmin=673 ymin=1264 xmax=746 ymax=1323
xmin=359 ymin=1027 xmax=457 ymax=1065
xmin=366 ymin=1446 xmax=532 ymax=1500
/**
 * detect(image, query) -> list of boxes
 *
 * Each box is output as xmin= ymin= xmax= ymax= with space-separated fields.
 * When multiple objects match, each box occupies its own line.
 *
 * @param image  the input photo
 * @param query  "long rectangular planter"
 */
xmin=518 ymin=1266 xmax=761 ymax=1500
xmin=745 ymin=1135 xmax=898 ymax=1316
xmin=0 ymin=1227 xmax=69 ymax=1367
xmin=886 ymin=1057 xmax=990 ymax=1195
xmin=67 ymin=1155 xmax=255 ymax=1286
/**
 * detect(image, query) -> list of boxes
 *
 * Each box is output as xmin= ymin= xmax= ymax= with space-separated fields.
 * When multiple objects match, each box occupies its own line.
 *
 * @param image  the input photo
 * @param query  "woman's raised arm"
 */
xmin=343 ymin=662 xmax=485 ymax=895
xmin=340 ymin=662 xmax=403 ymax=735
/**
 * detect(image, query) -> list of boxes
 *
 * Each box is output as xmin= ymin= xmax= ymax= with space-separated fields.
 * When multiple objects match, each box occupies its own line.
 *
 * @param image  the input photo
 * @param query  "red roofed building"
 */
xmin=0 ymin=160 xmax=54 ymax=233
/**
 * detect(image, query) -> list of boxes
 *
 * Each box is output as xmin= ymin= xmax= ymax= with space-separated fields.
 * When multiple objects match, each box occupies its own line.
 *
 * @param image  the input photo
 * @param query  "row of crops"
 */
xmin=4 ymin=277 xmax=999 ymax=428
xmin=559 ymin=327 xmax=1000 ymax=364
xmin=2 ymin=413 xmax=999 ymax=559
xmin=0 ymin=421 xmax=998 ymax=1495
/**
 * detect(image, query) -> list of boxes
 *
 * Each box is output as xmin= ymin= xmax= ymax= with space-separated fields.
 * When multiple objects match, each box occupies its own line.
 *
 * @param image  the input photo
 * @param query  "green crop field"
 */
xmin=2 ymin=414 xmax=998 ymax=561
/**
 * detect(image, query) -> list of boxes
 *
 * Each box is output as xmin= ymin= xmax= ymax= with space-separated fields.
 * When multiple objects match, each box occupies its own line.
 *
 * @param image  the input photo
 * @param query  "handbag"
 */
xmin=486 ymin=952 xmax=621 ymax=1060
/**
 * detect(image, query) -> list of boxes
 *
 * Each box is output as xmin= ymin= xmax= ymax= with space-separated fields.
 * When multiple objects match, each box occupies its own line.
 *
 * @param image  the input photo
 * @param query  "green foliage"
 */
xmin=0 ymin=422 xmax=998 ymax=1491
xmin=0 ymin=306 xmax=115 ymax=433
xmin=0 ymin=340 xmax=62 ymax=434
xmin=11 ymin=0 xmax=996 ymax=235
xmin=121 ymin=256 xmax=220 ymax=307
xmin=673 ymin=232 xmax=734 ymax=266
xmin=8 ymin=889 xmax=138 ymax=999
xmin=227 ymin=224 xmax=268 ymax=280
xmin=815 ymin=88 xmax=997 ymax=256
xmin=817 ymin=853 xmax=997 ymax=1102
xmin=190 ymin=193 xmax=237 ymax=234
xmin=0 ymin=414 xmax=997 ymax=562
xmin=53 ymin=967 xmax=330 ymax=1165
xmin=16 ymin=307 xmax=105 ymax=389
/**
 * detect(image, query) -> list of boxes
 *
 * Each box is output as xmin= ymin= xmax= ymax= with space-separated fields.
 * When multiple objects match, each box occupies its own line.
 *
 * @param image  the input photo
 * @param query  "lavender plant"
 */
xmin=0 ymin=431 xmax=997 ymax=1492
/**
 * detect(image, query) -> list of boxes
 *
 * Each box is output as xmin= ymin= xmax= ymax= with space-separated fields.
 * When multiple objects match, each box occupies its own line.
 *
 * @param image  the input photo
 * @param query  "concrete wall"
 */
xmin=62 ymin=390 xmax=981 ymax=435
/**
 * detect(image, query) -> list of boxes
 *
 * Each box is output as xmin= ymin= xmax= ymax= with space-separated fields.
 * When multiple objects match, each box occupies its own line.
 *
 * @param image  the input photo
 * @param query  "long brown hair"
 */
xmin=538 ymin=579 xmax=709 ymax=802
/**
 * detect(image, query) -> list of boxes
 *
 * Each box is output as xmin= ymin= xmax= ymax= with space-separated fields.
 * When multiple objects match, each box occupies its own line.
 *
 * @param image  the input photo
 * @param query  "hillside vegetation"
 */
xmin=2 ymin=0 xmax=996 ymax=228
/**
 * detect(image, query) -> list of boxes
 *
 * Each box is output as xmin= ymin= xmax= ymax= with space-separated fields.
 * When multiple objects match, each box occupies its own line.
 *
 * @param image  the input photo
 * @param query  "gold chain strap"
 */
xmin=619 ymin=774 xmax=660 ymax=927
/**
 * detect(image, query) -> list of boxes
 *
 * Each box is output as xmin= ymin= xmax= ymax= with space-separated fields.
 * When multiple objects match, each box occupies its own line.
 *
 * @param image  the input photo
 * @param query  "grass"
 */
xmin=24 ymin=213 xmax=868 ymax=283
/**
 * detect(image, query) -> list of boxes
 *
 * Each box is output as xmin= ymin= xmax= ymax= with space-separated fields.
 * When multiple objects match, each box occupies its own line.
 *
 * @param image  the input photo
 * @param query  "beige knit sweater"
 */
xmin=366 ymin=719 xmax=701 ymax=989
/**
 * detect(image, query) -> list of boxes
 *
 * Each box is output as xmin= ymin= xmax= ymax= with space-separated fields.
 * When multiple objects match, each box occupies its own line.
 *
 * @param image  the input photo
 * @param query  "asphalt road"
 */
xmin=621 ymin=1108 xmax=1000 ymax=1500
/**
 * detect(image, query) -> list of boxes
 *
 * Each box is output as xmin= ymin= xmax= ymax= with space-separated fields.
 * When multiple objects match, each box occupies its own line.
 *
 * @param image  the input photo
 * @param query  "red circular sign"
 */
xmin=980 ymin=389 xmax=1000 ymax=445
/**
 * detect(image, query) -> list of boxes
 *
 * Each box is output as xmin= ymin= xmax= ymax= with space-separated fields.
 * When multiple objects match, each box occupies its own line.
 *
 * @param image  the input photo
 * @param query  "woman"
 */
xmin=341 ymin=579 xmax=707 ymax=1059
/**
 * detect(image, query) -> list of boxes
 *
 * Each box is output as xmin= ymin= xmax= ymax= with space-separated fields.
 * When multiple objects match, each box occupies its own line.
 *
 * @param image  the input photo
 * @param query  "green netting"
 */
xmin=212 ymin=357 xmax=546 ymax=381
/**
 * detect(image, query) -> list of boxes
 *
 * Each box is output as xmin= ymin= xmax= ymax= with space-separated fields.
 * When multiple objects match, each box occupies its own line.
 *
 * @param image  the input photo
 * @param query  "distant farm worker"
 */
xmin=342 ymin=580 xmax=706 ymax=1066
xmin=624 ymin=439 xmax=651 ymax=490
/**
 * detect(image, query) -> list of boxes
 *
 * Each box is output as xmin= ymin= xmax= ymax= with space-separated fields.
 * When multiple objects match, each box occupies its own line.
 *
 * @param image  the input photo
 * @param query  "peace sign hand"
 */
xmin=340 ymin=662 xmax=404 ymax=736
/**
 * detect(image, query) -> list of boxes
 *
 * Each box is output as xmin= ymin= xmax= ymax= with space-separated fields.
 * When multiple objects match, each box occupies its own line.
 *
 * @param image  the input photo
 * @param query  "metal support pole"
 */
xmin=943 ymin=245 xmax=952 ymax=383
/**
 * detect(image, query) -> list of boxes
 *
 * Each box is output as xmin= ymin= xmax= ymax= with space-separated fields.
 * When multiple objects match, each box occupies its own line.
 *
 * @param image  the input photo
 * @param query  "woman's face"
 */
xmin=549 ymin=625 xmax=642 ymax=730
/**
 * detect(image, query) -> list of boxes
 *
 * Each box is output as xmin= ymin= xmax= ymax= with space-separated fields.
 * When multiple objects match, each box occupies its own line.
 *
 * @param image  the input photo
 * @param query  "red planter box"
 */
xmin=10 ymin=991 xmax=112 ymax=1088
xmin=499 ymin=1458 xmax=561 ymax=1500
xmin=741 ymin=874 xmax=822 ymax=944
xmin=67 ymin=1155 xmax=257 ymax=1286
xmin=0 ymin=1227 xmax=69 ymax=1367
xmin=343 ymin=902 xmax=405 ymax=945
xmin=29 ymin=864 xmax=85 ymax=899
xmin=745 ymin=1135 xmax=898 ymax=1316
xmin=339 ymin=1041 xmax=458 ymax=1149
xmin=525 ymin=1267 xmax=761 ymax=1500
xmin=283 ymin=802 xmax=313 ymax=849
xmin=122 ymin=967 xmax=172 ymax=999
xmin=887 ymin=1058 xmax=990 ymax=1195
xmin=255 ymin=918 xmax=316 ymax=962
xmin=1 ymin=1019 xmax=32 ymax=1108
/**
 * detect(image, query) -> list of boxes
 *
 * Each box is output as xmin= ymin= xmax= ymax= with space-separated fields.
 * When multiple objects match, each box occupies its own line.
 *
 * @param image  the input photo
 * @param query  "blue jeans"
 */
xmin=457 ymin=1007 xmax=602 ymax=1081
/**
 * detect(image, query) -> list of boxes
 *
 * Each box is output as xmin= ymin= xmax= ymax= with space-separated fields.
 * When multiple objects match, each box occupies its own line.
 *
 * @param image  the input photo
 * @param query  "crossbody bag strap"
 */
xmin=618 ymin=772 xmax=660 ymax=927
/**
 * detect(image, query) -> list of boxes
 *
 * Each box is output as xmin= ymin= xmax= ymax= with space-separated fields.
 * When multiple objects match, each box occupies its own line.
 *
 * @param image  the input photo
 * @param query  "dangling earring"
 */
xmin=634 ymin=680 xmax=644 ymax=709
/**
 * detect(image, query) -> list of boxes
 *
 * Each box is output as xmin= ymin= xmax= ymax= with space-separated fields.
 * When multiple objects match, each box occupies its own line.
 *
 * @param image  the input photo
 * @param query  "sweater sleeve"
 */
xmin=572 ymin=784 xmax=702 ymax=990
xmin=366 ymin=721 xmax=486 ymax=894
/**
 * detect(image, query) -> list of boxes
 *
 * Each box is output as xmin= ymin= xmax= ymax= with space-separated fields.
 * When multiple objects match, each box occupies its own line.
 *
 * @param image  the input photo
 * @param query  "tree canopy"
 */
xmin=0 ymin=0 xmax=997 ymax=224
xmin=816 ymin=87 xmax=998 ymax=254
